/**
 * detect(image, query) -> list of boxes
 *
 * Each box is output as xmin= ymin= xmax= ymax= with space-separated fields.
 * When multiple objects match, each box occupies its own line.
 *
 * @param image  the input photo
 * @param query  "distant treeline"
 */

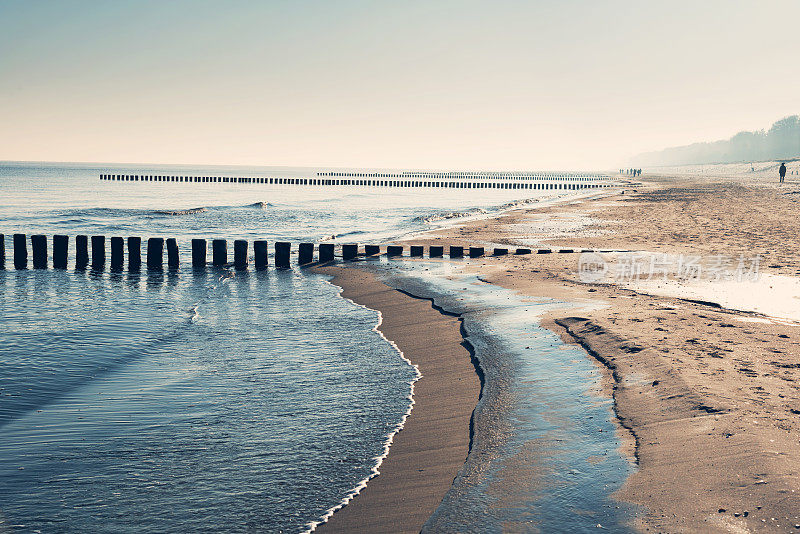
xmin=632 ymin=115 xmax=800 ymax=166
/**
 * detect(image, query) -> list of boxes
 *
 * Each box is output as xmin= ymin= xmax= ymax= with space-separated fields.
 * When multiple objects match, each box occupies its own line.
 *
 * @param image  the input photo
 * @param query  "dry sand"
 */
xmin=317 ymin=176 xmax=800 ymax=532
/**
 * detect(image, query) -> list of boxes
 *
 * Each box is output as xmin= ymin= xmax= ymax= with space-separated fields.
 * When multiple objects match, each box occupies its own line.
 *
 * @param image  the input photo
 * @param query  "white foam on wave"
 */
xmin=303 ymin=278 xmax=422 ymax=533
xmin=419 ymin=196 xmax=553 ymax=224
xmin=419 ymin=189 xmax=618 ymax=238
xmin=418 ymin=208 xmax=488 ymax=223
xmin=217 ymin=269 xmax=235 ymax=284
xmin=153 ymin=207 xmax=207 ymax=215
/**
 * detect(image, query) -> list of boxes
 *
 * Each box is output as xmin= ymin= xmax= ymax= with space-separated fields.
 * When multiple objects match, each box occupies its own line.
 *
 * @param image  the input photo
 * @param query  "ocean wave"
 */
xmin=413 ymin=196 xmax=546 ymax=225
xmin=153 ymin=207 xmax=207 ymax=216
xmin=317 ymin=230 xmax=369 ymax=242
xmin=495 ymin=197 xmax=542 ymax=211
xmin=246 ymin=201 xmax=273 ymax=209
xmin=416 ymin=208 xmax=488 ymax=223
xmin=334 ymin=229 xmax=368 ymax=239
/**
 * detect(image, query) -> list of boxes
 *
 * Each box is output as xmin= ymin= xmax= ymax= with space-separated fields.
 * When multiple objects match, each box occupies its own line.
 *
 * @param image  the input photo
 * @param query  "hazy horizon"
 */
xmin=2 ymin=1 xmax=799 ymax=170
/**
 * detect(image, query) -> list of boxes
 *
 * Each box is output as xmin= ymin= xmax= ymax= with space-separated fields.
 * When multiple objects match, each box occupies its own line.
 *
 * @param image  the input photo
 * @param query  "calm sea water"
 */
xmin=0 ymin=162 xmax=580 ymax=533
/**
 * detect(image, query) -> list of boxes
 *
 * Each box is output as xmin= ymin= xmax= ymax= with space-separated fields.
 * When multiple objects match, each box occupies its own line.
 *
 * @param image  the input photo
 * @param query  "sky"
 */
xmin=1 ymin=0 xmax=799 ymax=171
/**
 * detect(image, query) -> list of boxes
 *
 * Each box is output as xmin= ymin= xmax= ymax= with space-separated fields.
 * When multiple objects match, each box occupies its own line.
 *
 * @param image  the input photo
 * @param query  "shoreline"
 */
xmin=313 ymin=266 xmax=482 ymax=533
xmin=314 ymin=261 xmax=638 ymax=532
xmin=308 ymin=187 xmax=638 ymax=531
xmin=411 ymin=178 xmax=800 ymax=531
xmin=312 ymin=175 xmax=800 ymax=532
xmin=304 ymin=276 xmax=422 ymax=533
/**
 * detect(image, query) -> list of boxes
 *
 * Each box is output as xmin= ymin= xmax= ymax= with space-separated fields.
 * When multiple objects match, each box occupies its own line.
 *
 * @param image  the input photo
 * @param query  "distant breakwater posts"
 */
xmin=99 ymin=172 xmax=614 ymax=191
xmin=0 ymin=233 xmax=595 ymax=272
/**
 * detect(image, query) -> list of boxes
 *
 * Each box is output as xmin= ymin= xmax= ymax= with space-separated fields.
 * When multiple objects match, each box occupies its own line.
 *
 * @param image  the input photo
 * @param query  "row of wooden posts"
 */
xmin=99 ymin=174 xmax=611 ymax=191
xmin=317 ymin=171 xmax=607 ymax=181
xmin=0 ymin=234 xmax=579 ymax=271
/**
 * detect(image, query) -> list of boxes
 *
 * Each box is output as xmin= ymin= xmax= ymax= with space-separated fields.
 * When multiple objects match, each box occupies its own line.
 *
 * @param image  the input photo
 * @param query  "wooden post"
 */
xmin=515 ymin=248 xmax=532 ymax=255
xmin=342 ymin=244 xmax=358 ymax=260
xmin=410 ymin=245 xmax=424 ymax=257
xmin=166 ymin=238 xmax=179 ymax=269
xmin=469 ymin=247 xmax=484 ymax=258
xmin=13 ymin=233 xmax=27 ymax=269
xmin=275 ymin=242 xmax=291 ymax=268
xmin=110 ymin=237 xmax=124 ymax=270
xmin=493 ymin=248 xmax=508 ymax=256
xmin=449 ymin=246 xmax=463 ymax=258
xmin=147 ymin=238 xmax=164 ymax=270
xmin=318 ymin=243 xmax=335 ymax=263
xmin=386 ymin=245 xmax=403 ymax=257
xmin=254 ymin=240 xmax=268 ymax=270
xmin=128 ymin=237 xmax=142 ymax=270
xmin=557 ymin=248 xmax=574 ymax=253
xmin=75 ymin=235 xmax=89 ymax=269
xmin=31 ymin=235 xmax=47 ymax=269
xmin=192 ymin=239 xmax=206 ymax=268
xmin=364 ymin=245 xmax=380 ymax=256
xmin=429 ymin=245 xmax=444 ymax=258
xmin=537 ymin=249 xmax=552 ymax=254
xmin=212 ymin=239 xmax=227 ymax=266
xmin=53 ymin=235 xmax=68 ymax=269
xmin=234 ymin=239 xmax=248 ymax=270
xmin=91 ymin=236 xmax=105 ymax=269
xmin=298 ymin=243 xmax=314 ymax=265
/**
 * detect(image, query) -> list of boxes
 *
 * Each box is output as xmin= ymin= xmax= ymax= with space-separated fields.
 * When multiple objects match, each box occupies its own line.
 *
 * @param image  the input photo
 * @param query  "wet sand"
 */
xmin=401 ymin=177 xmax=800 ymax=531
xmin=314 ymin=267 xmax=481 ymax=534
xmin=316 ymin=176 xmax=800 ymax=532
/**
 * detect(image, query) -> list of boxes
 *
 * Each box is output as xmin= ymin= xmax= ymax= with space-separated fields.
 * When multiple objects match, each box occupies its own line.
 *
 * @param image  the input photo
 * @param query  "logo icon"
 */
xmin=578 ymin=252 xmax=607 ymax=283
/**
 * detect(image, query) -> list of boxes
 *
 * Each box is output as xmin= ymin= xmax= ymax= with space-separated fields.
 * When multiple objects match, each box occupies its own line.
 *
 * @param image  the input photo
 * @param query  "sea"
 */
xmin=0 ymin=162 xmax=631 ymax=533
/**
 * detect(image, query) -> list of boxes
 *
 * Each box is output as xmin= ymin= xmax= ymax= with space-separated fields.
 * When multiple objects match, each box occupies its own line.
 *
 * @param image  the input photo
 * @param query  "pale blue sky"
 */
xmin=1 ymin=0 xmax=798 ymax=170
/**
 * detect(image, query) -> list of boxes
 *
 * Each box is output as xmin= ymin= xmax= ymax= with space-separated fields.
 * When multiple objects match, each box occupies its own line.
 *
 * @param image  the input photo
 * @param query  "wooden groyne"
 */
xmin=316 ymin=170 xmax=606 ymax=181
xmin=98 ymin=173 xmax=613 ymax=190
xmin=0 ymin=233 xmax=599 ymax=272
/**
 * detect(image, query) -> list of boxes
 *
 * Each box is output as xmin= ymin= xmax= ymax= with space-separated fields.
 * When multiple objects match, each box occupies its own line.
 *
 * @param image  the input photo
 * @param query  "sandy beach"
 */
xmin=318 ymin=174 xmax=800 ymax=532
xmin=7 ymin=3 xmax=800 ymax=531
xmin=314 ymin=267 xmax=481 ymax=533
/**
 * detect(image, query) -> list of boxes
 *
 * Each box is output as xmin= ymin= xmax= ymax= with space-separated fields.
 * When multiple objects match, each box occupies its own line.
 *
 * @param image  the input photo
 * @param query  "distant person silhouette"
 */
xmin=779 ymin=162 xmax=787 ymax=183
